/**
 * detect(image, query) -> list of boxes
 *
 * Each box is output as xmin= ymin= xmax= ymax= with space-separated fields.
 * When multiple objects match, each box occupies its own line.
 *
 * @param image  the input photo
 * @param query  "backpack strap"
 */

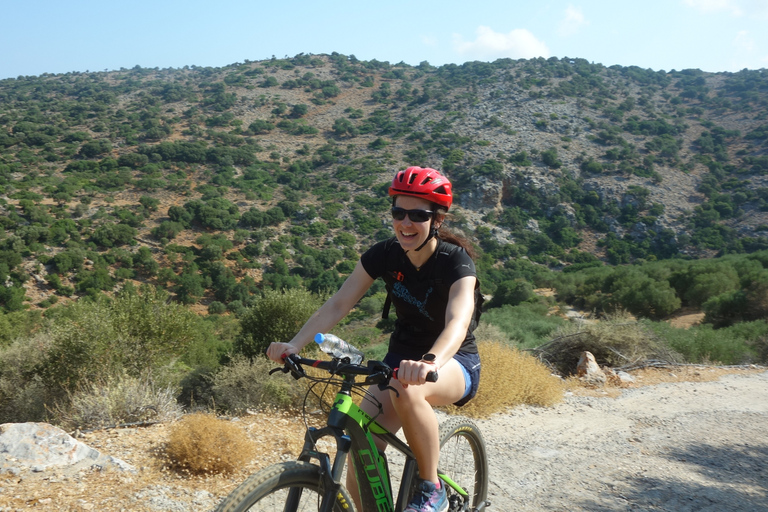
xmin=381 ymin=238 xmax=403 ymax=320
xmin=382 ymin=293 xmax=392 ymax=319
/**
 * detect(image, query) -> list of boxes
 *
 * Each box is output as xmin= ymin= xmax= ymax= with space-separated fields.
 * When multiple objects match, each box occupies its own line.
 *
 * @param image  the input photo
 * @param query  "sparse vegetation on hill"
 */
xmin=1 ymin=54 xmax=768 ymax=427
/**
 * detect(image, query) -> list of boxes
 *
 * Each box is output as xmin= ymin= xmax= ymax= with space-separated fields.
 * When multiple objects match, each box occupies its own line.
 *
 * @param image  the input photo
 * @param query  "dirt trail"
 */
xmin=473 ymin=369 xmax=768 ymax=511
xmin=1 ymin=369 xmax=766 ymax=511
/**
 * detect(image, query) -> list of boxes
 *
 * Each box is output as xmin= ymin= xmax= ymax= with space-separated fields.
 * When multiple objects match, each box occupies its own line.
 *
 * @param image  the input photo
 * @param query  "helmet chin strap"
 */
xmin=414 ymin=220 xmax=439 ymax=252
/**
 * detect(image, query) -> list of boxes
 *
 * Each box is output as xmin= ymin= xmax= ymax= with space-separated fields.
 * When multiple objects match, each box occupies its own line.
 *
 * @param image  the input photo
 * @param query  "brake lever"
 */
xmin=364 ymin=361 xmax=400 ymax=396
xmin=377 ymin=379 xmax=399 ymax=397
xmin=271 ymin=355 xmax=305 ymax=380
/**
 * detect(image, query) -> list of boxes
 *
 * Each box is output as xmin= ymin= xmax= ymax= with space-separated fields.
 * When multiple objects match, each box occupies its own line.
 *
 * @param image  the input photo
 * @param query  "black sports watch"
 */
xmin=421 ymin=353 xmax=437 ymax=363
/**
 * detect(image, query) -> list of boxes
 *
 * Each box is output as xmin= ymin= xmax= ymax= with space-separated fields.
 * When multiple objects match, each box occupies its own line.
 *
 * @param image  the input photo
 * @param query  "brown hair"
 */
xmin=434 ymin=206 xmax=477 ymax=260
xmin=437 ymin=226 xmax=477 ymax=260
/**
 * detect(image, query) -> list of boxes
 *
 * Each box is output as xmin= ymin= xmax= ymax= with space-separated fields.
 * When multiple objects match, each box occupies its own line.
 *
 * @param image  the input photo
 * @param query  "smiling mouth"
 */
xmin=400 ymin=231 xmax=418 ymax=239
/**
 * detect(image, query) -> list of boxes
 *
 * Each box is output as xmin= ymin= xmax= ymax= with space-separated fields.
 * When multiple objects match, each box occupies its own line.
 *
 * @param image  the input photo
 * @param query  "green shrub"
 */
xmin=487 ymin=279 xmax=534 ymax=308
xmin=234 ymin=287 xmax=323 ymax=358
xmin=674 ymin=262 xmax=741 ymax=307
xmin=702 ymin=275 xmax=768 ymax=326
xmin=208 ymin=301 xmax=226 ymax=315
xmin=38 ymin=285 xmax=207 ymax=390
xmin=91 ymin=223 xmax=137 ymax=247
xmin=643 ymin=320 xmax=759 ymax=364
xmin=612 ymin=273 xmax=681 ymax=319
xmin=0 ymin=310 xmax=41 ymax=347
xmin=482 ymin=302 xmax=566 ymax=348
xmin=580 ymin=158 xmax=603 ymax=174
xmin=541 ymin=147 xmax=562 ymax=168
xmin=473 ymin=322 xmax=513 ymax=345
xmin=0 ymin=332 xmax=57 ymax=423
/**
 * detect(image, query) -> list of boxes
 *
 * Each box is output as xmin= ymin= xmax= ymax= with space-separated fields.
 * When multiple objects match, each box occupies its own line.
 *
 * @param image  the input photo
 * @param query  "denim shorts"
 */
xmin=383 ymin=351 xmax=481 ymax=407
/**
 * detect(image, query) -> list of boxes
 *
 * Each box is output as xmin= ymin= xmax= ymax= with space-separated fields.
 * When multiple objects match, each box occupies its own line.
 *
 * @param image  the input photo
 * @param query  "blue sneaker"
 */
xmin=404 ymin=478 xmax=448 ymax=512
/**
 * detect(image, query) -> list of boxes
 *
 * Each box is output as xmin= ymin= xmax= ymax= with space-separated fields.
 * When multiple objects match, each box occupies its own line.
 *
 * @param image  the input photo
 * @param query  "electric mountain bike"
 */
xmin=215 ymin=353 xmax=490 ymax=512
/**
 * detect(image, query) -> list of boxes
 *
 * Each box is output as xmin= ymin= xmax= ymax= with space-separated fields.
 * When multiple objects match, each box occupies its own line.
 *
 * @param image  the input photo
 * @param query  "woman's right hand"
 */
xmin=266 ymin=342 xmax=299 ymax=364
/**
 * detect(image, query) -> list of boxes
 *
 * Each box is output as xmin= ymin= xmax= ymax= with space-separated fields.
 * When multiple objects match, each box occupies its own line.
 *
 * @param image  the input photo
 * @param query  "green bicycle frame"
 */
xmin=294 ymin=381 xmax=469 ymax=512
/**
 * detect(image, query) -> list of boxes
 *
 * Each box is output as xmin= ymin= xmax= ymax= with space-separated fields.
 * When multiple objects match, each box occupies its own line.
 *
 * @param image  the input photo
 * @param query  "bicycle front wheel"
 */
xmin=438 ymin=417 xmax=489 ymax=512
xmin=215 ymin=461 xmax=355 ymax=512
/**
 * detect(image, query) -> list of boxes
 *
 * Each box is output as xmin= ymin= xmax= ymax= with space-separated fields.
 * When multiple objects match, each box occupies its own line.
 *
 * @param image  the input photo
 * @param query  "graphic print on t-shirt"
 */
xmin=392 ymin=281 xmax=434 ymax=320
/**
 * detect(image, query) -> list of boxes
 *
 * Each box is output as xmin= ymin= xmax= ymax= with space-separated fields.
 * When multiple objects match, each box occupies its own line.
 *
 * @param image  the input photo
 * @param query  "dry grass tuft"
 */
xmin=57 ymin=373 xmax=183 ymax=430
xmin=532 ymin=311 xmax=683 ymax=376
xmin=165 ymin=413 xmax=255 ymax=475
xmin=211 ymin=355 xmax=307 ymax=413
xmin=443 ymin=340 xmax=564 ymax=418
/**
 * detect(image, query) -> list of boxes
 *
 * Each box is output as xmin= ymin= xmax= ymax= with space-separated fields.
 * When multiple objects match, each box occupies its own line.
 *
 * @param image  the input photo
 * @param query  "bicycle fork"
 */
xmin=292 ymin=425 xmax=352 ymax=512
xmin=298 ymin=423 xmax=402 ymax=512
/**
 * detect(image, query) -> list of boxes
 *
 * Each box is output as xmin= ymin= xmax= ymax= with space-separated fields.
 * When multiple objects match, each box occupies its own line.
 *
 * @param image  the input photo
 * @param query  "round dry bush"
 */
xmin=165 ymin=413 xmax=255 ymax=475
xmin=57 ymin=373 xmax=182 ymax=430
xmin=533 ymin=311 xmax=684 ymax=375
xmin=211 ymin=354 xmax=307 ymax=413
xmin=442 ymin=340 xmax=564 ymax=418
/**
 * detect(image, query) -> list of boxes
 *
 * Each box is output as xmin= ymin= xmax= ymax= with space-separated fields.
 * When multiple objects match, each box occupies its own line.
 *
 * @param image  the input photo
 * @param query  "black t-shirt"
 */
xmin=360 ymin=237 xmax=480 ymax=359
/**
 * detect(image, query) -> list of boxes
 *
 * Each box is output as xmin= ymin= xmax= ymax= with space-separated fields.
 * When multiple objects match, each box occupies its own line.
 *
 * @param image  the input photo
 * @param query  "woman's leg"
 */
xmin=389 ymin=358 xmax=467 ymax=483
xmin=345 ymin=382 xmax=402 ymax=510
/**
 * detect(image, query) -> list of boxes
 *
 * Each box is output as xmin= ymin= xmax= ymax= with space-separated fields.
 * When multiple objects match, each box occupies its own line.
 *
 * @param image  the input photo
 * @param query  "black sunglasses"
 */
xmin=391 ymin=207 xmax=434 ymax=223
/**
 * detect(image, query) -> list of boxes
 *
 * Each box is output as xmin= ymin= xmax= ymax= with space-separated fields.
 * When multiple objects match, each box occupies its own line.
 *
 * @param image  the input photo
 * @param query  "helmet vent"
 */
xmin=389 ymin=167 xmax=452 ymax=210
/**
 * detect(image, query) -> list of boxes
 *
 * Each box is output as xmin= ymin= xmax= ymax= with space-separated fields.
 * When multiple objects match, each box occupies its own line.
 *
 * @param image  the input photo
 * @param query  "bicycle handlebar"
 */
xmin=278 ymin=354 xmax=438 ymax=384
xmin=393 ymin=366 xmax=439 ymax=383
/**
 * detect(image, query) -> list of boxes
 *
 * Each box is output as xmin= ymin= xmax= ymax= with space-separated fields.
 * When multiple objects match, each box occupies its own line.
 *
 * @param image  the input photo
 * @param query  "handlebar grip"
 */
xmin=393 ymin=368 xmax=439 ymax=383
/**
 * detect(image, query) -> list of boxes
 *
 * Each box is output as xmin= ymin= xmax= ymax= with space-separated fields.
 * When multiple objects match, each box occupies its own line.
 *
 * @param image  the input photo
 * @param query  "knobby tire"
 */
xmin=438 ymin=417 xmax=489 ymax=512
xmin=214 ymin=460 xmax=355 ymax=512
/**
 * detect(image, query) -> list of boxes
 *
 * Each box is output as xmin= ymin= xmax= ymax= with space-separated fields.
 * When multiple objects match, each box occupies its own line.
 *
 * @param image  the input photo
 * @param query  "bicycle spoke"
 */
xmin=438 ymin=418 xmax=489 ymax=511
xmin=441 ymin=434 xmax=479 ymax=497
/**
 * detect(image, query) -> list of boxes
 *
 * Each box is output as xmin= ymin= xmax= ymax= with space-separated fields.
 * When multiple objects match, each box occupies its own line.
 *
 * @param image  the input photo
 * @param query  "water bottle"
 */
xmin=314 ymin=333 xmax=364 ymax=364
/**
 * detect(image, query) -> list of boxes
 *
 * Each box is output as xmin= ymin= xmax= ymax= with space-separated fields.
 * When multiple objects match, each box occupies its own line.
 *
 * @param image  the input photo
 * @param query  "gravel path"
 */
xmin=473 ymin=370 xmax=768 ymax=511
xmin=2 ymin=369 xmax=766 ymax=511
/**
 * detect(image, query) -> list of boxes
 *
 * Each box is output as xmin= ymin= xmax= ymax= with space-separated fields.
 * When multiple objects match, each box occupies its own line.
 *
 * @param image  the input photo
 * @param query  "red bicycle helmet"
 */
xmin=388 ymin=166 xmax=453 ymax=210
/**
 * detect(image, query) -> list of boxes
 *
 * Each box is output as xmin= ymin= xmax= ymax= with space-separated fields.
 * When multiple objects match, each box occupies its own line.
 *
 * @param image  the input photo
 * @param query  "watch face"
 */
xmin=422 ymin=353 xmax=437 ymax=362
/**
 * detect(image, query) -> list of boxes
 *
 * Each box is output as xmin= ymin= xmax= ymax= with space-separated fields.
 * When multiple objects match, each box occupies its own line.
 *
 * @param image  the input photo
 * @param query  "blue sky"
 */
xmin=2 ymin=0 xmax=767 ymax=80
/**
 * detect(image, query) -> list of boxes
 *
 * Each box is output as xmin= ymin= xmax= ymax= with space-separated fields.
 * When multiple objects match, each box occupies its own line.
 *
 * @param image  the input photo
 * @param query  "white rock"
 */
xmin=0 ymin=422 xmax=135 ymax=474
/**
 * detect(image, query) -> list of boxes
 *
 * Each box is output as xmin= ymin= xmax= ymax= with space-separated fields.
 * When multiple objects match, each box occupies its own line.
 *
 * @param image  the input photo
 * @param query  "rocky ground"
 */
xmin=1 ymin=366 xmax=766 ymax=512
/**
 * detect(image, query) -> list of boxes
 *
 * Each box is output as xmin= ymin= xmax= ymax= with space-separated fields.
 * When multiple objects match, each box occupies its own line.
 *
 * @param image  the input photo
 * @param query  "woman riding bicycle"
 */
xmin=267 ymin=166 xmax=482 ymax=512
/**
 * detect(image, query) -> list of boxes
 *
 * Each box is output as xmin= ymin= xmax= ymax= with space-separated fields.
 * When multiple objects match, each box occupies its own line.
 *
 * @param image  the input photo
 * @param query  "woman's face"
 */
xmin=392 ymin=195 xmax=440 ymax=251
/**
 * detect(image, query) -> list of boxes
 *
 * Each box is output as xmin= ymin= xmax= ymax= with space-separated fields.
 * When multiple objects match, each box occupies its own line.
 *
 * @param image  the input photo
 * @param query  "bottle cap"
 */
xmin=314 ymin=333 xmax=325 ymax=344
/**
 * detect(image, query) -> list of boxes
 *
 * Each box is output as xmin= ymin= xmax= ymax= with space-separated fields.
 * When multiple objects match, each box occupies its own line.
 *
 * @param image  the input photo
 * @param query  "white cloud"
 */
xmin=727 ymin=30 xmax=768 ymax=70
xmin=733 ymin=30 xmax=755 ymax=52
xmin=421 ymin=34 xmax=438 ymax=47
xmin=452 ymin=26 xmax=550 ymax=61
xmin=683 ymin=0 xmax=768 ymax=17
xmin=741 ymin=0 xmax=768 ymax=18
xmin=559 ymin=5 xmax=589 ymax=37
xmin=682 ymin=0 xmax=742 ymax=14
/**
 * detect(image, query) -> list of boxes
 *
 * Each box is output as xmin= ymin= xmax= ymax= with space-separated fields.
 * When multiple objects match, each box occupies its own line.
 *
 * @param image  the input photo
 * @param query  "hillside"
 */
xmin=1 ymin=54 xmax=768 ymax=312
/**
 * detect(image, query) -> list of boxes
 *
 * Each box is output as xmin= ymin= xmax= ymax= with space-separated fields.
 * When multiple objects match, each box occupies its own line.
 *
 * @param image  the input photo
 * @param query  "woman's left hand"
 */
xmin=396 ymin=359 xmax=438 ymax=386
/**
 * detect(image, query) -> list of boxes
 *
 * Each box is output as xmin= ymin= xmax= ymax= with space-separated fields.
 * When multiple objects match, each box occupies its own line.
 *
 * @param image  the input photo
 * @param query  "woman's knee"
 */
xmin=389 ymin=379 xmax=427 ymax=407
xmin=427 ymin=359 xmax=468 ymax=405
